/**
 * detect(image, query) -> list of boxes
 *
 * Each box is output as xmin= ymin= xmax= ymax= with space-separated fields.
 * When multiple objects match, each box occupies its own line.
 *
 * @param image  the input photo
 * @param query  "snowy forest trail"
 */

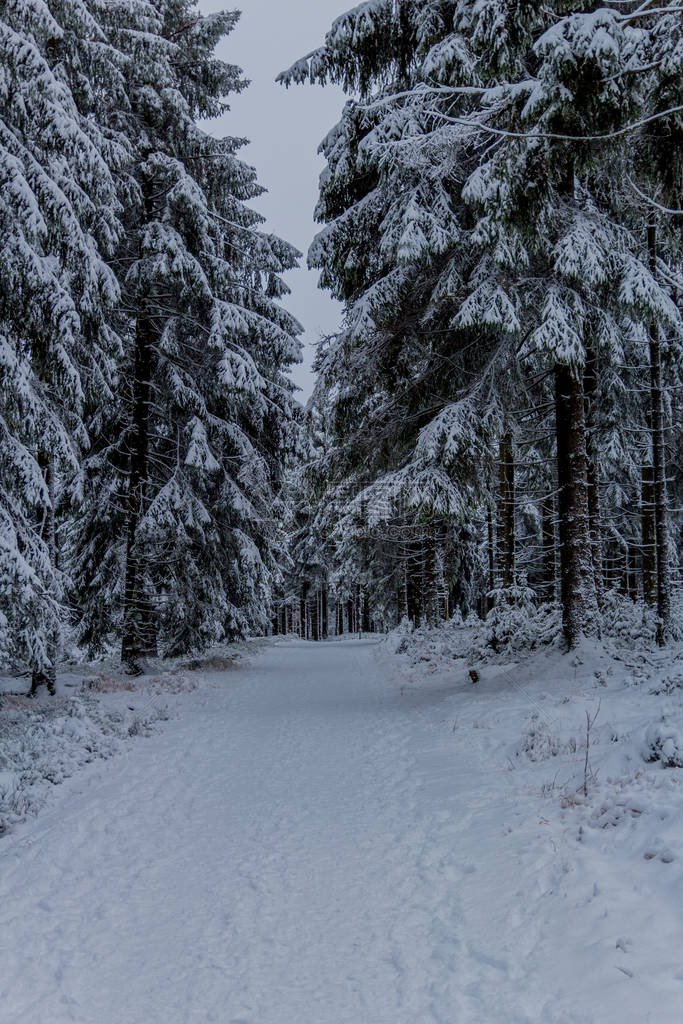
xmin=0 ymin=638 xmax=653 ymax=1024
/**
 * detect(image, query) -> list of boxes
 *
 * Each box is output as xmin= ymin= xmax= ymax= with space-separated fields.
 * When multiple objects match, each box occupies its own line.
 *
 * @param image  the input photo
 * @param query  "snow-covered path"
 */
xmin=0 ymin=639 xmax=459 ymax=1024
xmin=0 ymin=638 xmax=672 ymax=1023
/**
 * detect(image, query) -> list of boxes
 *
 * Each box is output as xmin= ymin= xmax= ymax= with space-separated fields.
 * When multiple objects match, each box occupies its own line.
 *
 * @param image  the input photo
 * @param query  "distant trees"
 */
xmin=281 ymin=0 xmax=682 ymax=649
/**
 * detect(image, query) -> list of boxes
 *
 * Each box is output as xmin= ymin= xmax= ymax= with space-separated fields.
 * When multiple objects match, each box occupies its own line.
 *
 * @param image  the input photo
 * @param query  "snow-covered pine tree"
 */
xmin=280 ymin=1 xmax=519 ymax=627
xmin=625 ymin=2 xmax=682 ymax=640
xmin=477 ymin=5 xmax=682 ymax=644
xmin=69 ymin=0 xmax=301 ymax=665
xmin=282 ymin=1 xmax=681 ymax=647
xmin=0 ymin=0 xmax=123 ymax=686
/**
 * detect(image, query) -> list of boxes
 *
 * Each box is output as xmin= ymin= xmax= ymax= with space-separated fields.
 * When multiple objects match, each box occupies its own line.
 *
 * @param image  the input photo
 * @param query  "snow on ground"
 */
xmin=0 ymin=632 xmax=682 ymax=1023
xmin=0 ymin=643 xmax=257 ymax=837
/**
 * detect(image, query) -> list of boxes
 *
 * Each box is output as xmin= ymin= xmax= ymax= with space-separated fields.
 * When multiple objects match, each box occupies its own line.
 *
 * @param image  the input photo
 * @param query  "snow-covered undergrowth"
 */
xmin=390 ymin=592 xmax=681 ymax=669
xmin=387 ymin=611 xmax=683 ymax=810
xmin=0 ymin=642 xmax=258 ymax=837
xmin=2 ymin=635 xmax=682 ymax=1020
xmin=382 ymin=619 xmax=683 ymax=1011
xmin=386 ymin=605 xmax=562 ymax=667
xmin=0 ymin=684 xmax=170 ymax=837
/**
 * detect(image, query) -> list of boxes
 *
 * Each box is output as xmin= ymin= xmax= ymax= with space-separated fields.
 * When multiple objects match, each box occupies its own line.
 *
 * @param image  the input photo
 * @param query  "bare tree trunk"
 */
xmin=406 ymin=551 xmax=420 ymax=625
xmin=30 ymin=456 xmax=57 ymax=696
xmin=540 ymin=493 xmax=556 ymax=603
xmin=647 ymin=224 xmax=671 ymax=645
xmin=421 ymin=522 xmax=439 ymax=625
xmin=121 ymin=309 xmax=158 ymax=670
xmin=555 ymin=365 xmax=600 ymax=648
xmin=584 ymin=348 xmax=603 ymax=604
xmin=362 ymin=591 xmax=370 ymax=633
xmin=320 ymin=585 xmax=328 ymax=639
xmin=310 ymin=587 xmax=319 ymax=642
xmin=486 ymin=507 xmax=495 ymax=612
xmin=300 ymin=585 xmax=307 ymax=639
xmin=497 ymin=434 xmax=515 ymax=588
xmin=620 ymin=549 xmax=630 ymax=598
xmin=397 ymin=563 xmax=407 ymax=622
xmin=627 ymin=545 xmax=638 ymax=601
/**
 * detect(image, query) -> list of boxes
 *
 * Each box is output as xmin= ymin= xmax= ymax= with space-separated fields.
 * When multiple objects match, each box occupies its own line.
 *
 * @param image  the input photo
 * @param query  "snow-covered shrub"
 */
xmin=0 ymin=695 xmax=166 ymax=834
xmin=467 ymin=599 xmax=562 ymax=662
xmin=643 ymin=720 xmax=683 ymax=768
xmin=648 ymin=672 xmax=683 ymax=696
xmin=385 ymin=597 xmax=563 ymax=670
xmin=516 ymin=711 xmax=578 ymax=763
xmin=484 ymin=582 xmax=546 ymax=653
xmin=601 ymin=591 xmax=659 ymax=648
xmin=588 ymin=791 xmax=648 ymax=830
xmin=384 ymin=617 xmax=417 ymax=655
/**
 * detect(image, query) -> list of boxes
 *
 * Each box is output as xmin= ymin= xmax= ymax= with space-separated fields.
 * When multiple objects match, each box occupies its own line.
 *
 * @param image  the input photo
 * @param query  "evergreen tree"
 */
xmin=282 ymin=0 xmax=682 ymax=648
xmin=69 ymin=0 xmax=301 ymax=665
xmin=0 ymin=0 xmax=123 ymax=684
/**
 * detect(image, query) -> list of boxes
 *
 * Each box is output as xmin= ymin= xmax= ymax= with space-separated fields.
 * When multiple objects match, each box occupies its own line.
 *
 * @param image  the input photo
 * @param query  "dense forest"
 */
xmin=0 ymin=0 xmax=680 ymax=691
xmin=0 ymin=0 xmax=301 ymax=682
xmin=278 ymin=0 xmax=682 ymax=651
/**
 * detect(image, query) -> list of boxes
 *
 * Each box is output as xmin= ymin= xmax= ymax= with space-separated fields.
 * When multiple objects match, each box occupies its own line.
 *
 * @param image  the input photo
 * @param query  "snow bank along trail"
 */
xmin=0 ymin=638 xmax=669 ymax=1023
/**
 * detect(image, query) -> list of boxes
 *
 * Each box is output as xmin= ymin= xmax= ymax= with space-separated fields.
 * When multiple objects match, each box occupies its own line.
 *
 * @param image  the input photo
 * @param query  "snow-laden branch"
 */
xmin=626 ymin=178 xmax=683 ymax=217
xmin=430 ymin=104 xmax=683 ymax=144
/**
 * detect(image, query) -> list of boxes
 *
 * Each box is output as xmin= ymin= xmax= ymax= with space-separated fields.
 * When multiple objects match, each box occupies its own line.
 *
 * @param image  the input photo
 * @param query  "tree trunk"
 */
xmin=497 ymin=434 xmax=515 ymax=588
xmin=30 ymin=456 xmax=57 ymax=696
xmin=486 ymin=508 xmax=495 ymax=612
xmin=362 ymin=590 xmax=370 ymax=633
xmin=321 ymin=585 xmax=328 ymax=639
xmin=647 ymin=224 xmax=671 ymax=644
xmin=300 ymin=584 xmax=307 ymax=639
xmin=584 ymin=348 xmax=603 ymax=604
xmin=121 ymin=309 xmax=157 ymax=670
xmin=406 ymin=554 xmax=420 ymax=624
xmin=422 ymin=523 xmax=439 ymax=625
xmin=397 ymin=563 xmax=407 ymax=622
xmin=555 ymin=364 xmax=600 ymax=648
xmin=626 ymin=545 xmax=638 ymax=601
xmin=310 ymin=587 xmax=319 ymax=641
xmin=540 ymin=493 xmax=556 ymax=603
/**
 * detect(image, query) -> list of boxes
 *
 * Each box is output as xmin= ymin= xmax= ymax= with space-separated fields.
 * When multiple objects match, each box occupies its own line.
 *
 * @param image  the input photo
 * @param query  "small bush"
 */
xmin=643 ymin=720 xmax=683 ymax=768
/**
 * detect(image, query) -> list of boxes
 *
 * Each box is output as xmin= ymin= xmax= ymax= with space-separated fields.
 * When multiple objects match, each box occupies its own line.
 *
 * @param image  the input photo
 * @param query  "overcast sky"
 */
xmin=198 ymin=0 xmax=347 ymax=400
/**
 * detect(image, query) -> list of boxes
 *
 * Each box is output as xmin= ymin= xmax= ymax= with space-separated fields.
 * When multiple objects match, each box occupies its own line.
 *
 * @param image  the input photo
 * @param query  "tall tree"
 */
xmin=0 ymin=0 xmax=123 ymax=684
xmin=69 ymin=0 xmax=302 ymax=665
xmin=281 ymin=0 xmax=682 ymax=649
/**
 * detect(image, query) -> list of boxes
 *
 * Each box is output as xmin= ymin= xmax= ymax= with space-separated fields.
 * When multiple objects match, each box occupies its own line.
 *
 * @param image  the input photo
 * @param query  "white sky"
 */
xmin=198 ymin=0 xmax=347 ymax=401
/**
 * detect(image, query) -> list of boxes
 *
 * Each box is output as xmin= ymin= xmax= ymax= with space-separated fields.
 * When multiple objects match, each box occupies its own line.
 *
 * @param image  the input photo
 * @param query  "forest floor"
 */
xmin=1 ymin=632 xmax=682 ymax=1023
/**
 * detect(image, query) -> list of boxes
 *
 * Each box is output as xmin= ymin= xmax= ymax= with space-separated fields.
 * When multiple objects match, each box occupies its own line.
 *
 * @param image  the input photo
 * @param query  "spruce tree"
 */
xmin=0 ymin=0 xmax=123 ymax=684
xmin=282 ymin=1 xmax=681 ymax=648
xmin=70 ymin=0 xmax=301 ymax=665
